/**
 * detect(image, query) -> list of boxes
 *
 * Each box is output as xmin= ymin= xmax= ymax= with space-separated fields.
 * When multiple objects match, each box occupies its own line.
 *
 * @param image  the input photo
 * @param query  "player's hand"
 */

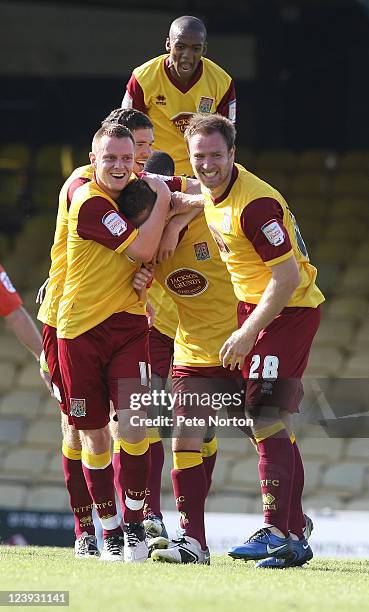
xmin=219 ymin=327 xmax=257 ymax=371
xmin=36 ymin=278 xmax=49 ymax=304
xmin=133 ymin=266 xmax=154 ymax=291
xmin=146 ymin=301 xmax=155 ymax=328
xmin=156 ymin=222 xmax=180 ymax=263
xmin=141 ymin=173 xmax=171 ymax=205
xmin=39 ymin=368 xmax=54 ymax=396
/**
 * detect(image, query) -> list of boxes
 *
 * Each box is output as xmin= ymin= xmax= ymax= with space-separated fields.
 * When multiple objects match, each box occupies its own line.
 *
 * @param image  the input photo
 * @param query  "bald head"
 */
xmin=166 ymin=16 xmax=207 ymax=85
xmin=169 ymin=16 xmax=207 ymax=42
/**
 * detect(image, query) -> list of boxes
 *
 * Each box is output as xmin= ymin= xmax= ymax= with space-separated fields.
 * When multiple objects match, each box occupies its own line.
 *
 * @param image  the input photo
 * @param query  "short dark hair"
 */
xmin=92 ymin=123 xmax=135 ymax=153
xmin=184 ymin=113 xmax=236 ymax=151
xmin=144 ymin=151 xmax=175 ymax=177
xmin=102 ymin=108 xmax=153 ymax=131
xmin=117 ymin=179 xmax=156 ymax=225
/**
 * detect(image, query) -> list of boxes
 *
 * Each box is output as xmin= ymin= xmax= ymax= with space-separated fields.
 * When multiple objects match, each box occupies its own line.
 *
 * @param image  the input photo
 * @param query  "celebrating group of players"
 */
xmin=34 ymin=15 xmax=323 ymax=567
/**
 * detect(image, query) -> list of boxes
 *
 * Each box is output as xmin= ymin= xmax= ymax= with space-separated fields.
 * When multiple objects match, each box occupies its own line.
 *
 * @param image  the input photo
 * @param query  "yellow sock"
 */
xmin=173 ymin=451 xmax=202 ymax=470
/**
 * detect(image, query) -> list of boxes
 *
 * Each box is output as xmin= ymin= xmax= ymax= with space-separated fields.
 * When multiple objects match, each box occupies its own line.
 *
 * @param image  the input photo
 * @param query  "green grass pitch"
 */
xmin=1 ymin=546 xmax=369 ymax=612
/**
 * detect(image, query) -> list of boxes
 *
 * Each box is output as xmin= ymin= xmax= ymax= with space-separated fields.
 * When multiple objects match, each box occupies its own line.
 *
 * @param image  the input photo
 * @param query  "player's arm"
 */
xmin=5 ymin=306 xmax=42 ymax=360
xmin=220 ymin=256 xmax=300 ymax=370
xmin=169 ymin=191 xmax=204 ymax=218
xmin=220 ymin=197 xmax=299 ymax=370
xmin=156 ymin=205 xmax=200 ymax=263
xmin=125 ymin=175 xmax=171 ymax=262
xmin=5 ymin=306 xmax=53 ymax=394
xmin=121 ymin=73 xmax=147 ymax=113
xmin=184 ymin=178 xmax=202 ymax=195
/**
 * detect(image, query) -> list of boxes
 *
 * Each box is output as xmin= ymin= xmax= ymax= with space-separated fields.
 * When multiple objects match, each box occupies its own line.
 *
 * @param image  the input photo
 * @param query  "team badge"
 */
xmin=194 ymin=241 xmax=211 ymax=261
xmin=70 ymin=398 xmax=86 ymax=417
xmin=261 ymin=219 xmax=285 ymax=246
xmin=197 ymin=96 xmax=214 ymax=113
xmin=102 ymin=211 xmax=127 ymax=236
xmin=262 ymin=493 xmax=275 ymax=505
xmin=221 ymin=213 xmax=232 ymax=233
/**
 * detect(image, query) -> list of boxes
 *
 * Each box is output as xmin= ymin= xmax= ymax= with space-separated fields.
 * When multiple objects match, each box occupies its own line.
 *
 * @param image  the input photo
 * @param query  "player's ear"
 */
xmin=202 ymin=41 xmax=207 ymax=56
xmin=89 ymin=151 xmax=96 ymax=167
xmin=165 ymin=37 xmax=171 ymax=52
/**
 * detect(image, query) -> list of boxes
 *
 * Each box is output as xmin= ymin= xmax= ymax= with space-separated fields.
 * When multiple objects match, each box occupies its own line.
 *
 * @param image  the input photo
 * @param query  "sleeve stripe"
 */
xmin=264 ymin=249 xmax=294 ymax=267
xmin=115 ymin=228 xmax=139 ymax=253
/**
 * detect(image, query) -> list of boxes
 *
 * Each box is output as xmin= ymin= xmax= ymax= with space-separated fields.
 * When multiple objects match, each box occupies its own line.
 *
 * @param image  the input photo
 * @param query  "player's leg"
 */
xmin=151 ymin=368 xmax=219 ymax=565
xmin=229 ymin=303 xmax=321 ymax=564
xmin=42 ymin=324 xmax=97 ymax=557
xmin=58 ymin=329 xmax=124 ymax=562
xmin=109 ymin=312 xmax=151 ymax=563
xmin=255 ymin=412 xmax=313 ymax=569
xmin=142 ymin=326 xmax=173 ymax=539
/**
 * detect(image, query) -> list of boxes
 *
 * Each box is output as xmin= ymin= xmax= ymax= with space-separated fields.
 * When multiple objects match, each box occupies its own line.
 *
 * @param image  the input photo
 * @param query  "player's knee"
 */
xmin=80 ymin=425 xmax=111 ymax=454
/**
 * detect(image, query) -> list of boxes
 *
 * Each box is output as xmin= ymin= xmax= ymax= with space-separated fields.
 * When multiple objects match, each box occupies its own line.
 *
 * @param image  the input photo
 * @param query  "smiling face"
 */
xmin=188 ymin=131 xmax=235 ymax=197
xmin=90 ymin=135 xmax=135 ymax=199
xmin=131 ymin=127 xmax=154 ymax=174
xmin=166 ymin=28 xmax=207 ymax=85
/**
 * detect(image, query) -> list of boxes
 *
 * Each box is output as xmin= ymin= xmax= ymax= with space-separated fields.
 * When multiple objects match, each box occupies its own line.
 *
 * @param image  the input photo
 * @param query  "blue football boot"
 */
xmin=256 ymin=537 xmax=313 ymax=568
xmin=228 ymin=528 xmax=293 ymax=561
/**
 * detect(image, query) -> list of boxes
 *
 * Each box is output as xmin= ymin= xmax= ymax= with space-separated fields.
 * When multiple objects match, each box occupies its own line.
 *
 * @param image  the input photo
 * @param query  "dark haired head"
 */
xmin=144 ymin=151 xmax=175 ymax=177
xmin=102 ymin=108 xmax=153 ymax=132
xmin=117 ymin=179 xmax=157 ymax=227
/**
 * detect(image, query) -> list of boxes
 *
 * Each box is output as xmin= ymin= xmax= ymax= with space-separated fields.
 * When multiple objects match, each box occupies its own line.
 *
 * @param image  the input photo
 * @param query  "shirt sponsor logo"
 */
xmin=0 ymin=271 xmax=16 ymax=293
xmin=171 ymin=112 xmax=194 ymax=133
xmin=229 ymin=99 xmax=236 ymax=123
xmin=156 ymin=94 xmax=166 ymax=105
xmin=165 ymin=268 xmax=208 ymax=297
xmin=70 ymin=398 xmax=86 ymax=417
xmin=102 ymin=211 xmax=127 ymax=236
xmin=197 ymin=96 xmax=214 ymax=113
xmin=261 ymin=219 xmax=285 ymax=246
xmin=194 ymin=241 xmax=211 ymax=261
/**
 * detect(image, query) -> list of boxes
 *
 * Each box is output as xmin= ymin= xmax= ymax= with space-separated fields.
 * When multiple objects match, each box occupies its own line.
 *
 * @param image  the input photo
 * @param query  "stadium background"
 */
xmin=0 ymin=0 xmax=369 ymax=554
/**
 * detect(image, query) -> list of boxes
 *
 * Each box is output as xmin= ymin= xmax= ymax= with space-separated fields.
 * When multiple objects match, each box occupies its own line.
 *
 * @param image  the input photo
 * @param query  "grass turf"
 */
xmin=1 ymin=546 xmax=369 ymax=612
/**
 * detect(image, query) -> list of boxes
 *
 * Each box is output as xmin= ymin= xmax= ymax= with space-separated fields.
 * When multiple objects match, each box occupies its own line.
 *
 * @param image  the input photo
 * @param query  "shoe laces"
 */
xmin=104 ymin=535 xmax=123 ymax=555
xmin=125 ymin=523 xmax=144 ymax=547
xmin=170 ymin=537 xmax=189 ymax=547
xmin=246 ymin=528 xmax=271 ymax=542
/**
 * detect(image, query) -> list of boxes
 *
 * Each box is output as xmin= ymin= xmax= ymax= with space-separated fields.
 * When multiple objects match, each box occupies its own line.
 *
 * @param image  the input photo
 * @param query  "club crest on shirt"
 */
xmin=194 ymin=241 xmax=211 ymax=261
xmin=221 ymin=213 xmax=232 ymax=234
xmin=70 ymin=398 xmax=86 ymax=417
xmin=197 ymin=96 xmax=214 ymax=113
xmin=261 ymin=219 xmax=285 ymax=246
xmin=102 ymin=211 xmax=127 ymax=236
